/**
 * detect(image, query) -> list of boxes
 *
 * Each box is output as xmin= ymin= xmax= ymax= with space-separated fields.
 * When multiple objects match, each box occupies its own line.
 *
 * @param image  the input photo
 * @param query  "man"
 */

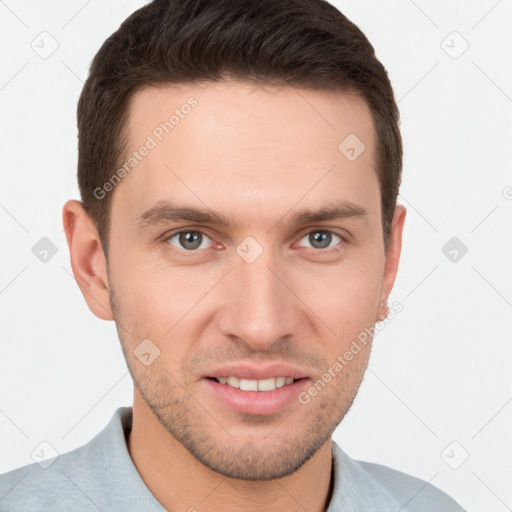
xmin=0 ymin=0 xmax=466 ymax=510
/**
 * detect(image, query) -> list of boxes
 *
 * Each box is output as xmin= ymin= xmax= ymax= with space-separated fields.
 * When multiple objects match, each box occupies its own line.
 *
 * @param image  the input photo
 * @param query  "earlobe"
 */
xmin=62 ymin=200 xmax=114 ymax=321
xmin=376 ymin=300 xmax=389 ymax=322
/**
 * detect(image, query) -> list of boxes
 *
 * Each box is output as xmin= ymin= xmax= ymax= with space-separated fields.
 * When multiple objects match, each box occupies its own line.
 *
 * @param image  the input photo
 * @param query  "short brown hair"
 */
xmin=77 ymin=0 xmax=402 ymax=257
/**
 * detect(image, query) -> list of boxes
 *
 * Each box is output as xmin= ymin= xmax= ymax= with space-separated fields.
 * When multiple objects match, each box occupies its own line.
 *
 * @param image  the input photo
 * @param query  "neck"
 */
xmin=127 ymin=391 xmax=334 ymax=512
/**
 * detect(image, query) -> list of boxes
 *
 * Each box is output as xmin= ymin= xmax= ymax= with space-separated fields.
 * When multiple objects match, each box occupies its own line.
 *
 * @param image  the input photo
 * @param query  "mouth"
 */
xmin=202 ymin=376 xmax=310 ymax=415
xmin=206 ymin=376 xmax=303 ymax=391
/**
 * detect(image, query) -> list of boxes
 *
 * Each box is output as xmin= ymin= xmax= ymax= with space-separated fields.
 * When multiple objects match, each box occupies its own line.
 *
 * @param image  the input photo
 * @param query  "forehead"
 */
xmin=112 ymin=80 xmax=379 ymax=230
xmin=127 ymin=80 xmax=375 ymax=158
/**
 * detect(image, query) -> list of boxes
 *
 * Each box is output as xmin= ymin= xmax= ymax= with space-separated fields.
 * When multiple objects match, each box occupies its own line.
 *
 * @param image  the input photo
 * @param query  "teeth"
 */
xmin=258 ymin=378 xmax=279 ymax=391
xmin=215 ymin=376 xmax=297 ymax=391
xmin=240 ymin=379 xmax=258 ymax=391
xmin=275 ymin=377 xmax=286 ymax=388
xmin=226 ymin=376 xmax=238 ymax=387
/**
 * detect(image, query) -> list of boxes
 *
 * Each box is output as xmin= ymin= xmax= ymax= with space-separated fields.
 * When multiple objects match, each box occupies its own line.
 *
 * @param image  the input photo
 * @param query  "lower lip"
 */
xmin=202 ymin=378 xmax=310 ymax=416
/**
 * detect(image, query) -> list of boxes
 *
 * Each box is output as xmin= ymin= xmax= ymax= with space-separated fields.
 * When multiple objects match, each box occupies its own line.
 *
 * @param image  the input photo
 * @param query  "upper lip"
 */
xmin=205 ymin=363 xmax=309 ymax=381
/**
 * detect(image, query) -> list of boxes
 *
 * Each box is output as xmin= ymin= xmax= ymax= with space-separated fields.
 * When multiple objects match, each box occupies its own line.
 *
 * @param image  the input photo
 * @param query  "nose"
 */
xmin=217 ymin=249 xmax=302 ymax=352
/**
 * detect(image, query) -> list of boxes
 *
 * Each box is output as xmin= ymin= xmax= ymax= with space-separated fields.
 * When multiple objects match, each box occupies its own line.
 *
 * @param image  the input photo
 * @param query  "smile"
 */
xmin=212 ymin=376 xmax=298 ymax=391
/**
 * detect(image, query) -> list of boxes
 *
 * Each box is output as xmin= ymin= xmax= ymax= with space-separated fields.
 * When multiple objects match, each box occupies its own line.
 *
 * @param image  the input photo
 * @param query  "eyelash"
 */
xmin=163 ymin=228 xmax=348 ymax=256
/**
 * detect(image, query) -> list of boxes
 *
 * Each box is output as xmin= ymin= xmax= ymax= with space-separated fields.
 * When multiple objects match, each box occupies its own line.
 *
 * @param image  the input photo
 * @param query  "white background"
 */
xmin=1 ymin=1 xmax=511 ymax=511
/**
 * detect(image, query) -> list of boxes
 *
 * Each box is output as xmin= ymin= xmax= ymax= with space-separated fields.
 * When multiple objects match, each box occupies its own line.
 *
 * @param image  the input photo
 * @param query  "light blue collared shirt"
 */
xmin=0 ymin=407 xmax=466 ymax=511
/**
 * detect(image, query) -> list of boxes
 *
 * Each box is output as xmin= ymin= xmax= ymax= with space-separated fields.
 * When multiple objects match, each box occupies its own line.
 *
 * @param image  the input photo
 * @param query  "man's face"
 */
xmin=105 ymin=80 xmax=398 ymax=480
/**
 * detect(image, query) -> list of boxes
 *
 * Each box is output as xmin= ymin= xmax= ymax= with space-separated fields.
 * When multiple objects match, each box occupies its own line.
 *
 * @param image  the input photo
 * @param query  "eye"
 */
xmin=298 ymin=230 xmax=344 ymax=251
xmin=166 ymin=230 xmax=213 ymax=251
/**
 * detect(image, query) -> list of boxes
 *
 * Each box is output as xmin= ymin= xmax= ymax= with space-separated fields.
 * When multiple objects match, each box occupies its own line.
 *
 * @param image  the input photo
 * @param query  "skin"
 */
xmin=63 ymin=80 xmax=406 ymax=512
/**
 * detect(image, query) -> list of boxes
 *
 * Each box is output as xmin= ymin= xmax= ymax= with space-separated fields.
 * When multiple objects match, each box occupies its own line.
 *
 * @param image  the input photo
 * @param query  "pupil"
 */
xmin=311 ymin=231 xmax=330 ymax=249
xmin=181 ymin=231 xmax=201 ymax=250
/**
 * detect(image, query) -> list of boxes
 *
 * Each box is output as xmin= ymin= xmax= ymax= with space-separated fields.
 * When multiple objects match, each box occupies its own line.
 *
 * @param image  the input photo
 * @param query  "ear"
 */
xmin=62 ymin=200 xmax=114 ymax=321
xmin=376 ymin=204 xmax=407 ymax=320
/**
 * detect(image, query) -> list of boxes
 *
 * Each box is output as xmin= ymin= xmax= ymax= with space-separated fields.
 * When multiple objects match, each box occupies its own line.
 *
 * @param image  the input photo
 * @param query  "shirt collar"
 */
xmin=327 ymin=441 xmax=403 ymax=511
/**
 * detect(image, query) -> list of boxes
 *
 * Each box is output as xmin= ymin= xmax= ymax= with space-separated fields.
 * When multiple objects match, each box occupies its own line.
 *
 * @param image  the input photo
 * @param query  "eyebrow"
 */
xmin=135 ymin=199 xmax=368 ymax=231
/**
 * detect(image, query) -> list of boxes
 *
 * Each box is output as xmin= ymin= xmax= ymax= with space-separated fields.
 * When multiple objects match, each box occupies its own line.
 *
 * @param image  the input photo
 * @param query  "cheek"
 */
xmin=111 ymin=247 xmax=175 ymax=313
xmin=110 ymin=258 xmax=215 ymax=362
xmin=295 ymin=259 xmax=382 ymax=332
